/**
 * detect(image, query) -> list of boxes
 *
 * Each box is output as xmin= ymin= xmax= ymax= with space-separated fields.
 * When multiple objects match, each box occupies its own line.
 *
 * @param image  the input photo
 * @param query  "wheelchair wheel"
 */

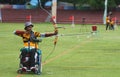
xmin=17 ymin=69 xmax=23 ymax=74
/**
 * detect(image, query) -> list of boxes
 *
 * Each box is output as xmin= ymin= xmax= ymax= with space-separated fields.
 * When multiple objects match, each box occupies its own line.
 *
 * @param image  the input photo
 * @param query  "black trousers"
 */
xmin=106 ymin=23 xmax=110 ymax=30
xmin=21 ymin=48 xmax=36 ymax=67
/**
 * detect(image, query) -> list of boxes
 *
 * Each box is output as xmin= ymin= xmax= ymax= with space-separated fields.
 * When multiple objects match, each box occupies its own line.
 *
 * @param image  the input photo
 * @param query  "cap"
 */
xmin=24 ymin=22 xmax=34 ymax=30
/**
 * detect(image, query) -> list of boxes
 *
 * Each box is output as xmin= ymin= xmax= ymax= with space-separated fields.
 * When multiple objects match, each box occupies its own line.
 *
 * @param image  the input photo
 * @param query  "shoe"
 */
xmin=21 ymin=67 xmax=27 ymax=72
xmin=30 ymin=67 xmax=36 ymax=72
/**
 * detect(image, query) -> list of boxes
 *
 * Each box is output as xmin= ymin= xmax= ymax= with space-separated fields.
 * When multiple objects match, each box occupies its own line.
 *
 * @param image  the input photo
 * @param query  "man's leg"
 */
xmin=29 ymin=49 xmax=36 ymax=67
xmin=20 ymin=49 xmax=28 ymax=71
xmin=21 ymin=50 xmax=28 ymax=66
xmin=106 ymin=23 xmax=109 ymax=30
xmin=29 ymin=49 xmax=37 ymax=72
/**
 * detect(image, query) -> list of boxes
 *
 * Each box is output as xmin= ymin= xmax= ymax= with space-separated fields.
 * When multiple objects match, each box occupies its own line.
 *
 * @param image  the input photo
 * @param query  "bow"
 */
xmin=39 ymin=0 xmax=58 ymax=62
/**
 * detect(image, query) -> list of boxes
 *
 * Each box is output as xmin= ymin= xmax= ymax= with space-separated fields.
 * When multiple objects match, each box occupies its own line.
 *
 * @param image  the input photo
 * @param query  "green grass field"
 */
xmin=0 ymin=22 xmax=120 ymax=77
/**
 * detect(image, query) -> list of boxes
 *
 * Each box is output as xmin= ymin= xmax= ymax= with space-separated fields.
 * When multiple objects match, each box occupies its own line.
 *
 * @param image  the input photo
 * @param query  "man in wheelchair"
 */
xmin=14 ymin=22 xmax=58 ymax=73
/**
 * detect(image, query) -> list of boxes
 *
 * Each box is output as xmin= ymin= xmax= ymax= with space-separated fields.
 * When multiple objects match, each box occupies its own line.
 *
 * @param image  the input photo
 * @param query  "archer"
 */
xmin=14 ymin=22 xmax=58 ymax=74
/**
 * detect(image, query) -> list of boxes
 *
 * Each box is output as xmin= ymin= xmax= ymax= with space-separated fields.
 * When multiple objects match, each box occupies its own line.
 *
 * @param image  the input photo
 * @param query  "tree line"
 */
xmin=60 ymin=0 xmax=120 ymax=10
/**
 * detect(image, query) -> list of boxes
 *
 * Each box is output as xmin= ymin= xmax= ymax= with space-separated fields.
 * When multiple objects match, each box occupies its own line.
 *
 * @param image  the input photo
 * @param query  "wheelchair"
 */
xmin=17 ymin=48 xmax=42 ymax=75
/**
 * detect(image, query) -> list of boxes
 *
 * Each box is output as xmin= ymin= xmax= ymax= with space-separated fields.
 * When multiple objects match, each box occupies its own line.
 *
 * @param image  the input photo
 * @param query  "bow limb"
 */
xmin=43 ymin=18 xmax=58 ymax=62
xmin=39 ymin=0 xmax=58 ymax=45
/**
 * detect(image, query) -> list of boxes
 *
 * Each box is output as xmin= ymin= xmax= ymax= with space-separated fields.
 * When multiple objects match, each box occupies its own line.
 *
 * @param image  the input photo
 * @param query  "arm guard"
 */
xmin=14 ymin=30 xmax=25 ymax=36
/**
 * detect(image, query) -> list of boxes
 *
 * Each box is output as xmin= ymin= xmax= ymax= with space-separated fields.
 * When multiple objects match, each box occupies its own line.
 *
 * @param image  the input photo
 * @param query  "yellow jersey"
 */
xmin=14 ymin=30 xmax=41 ymax=48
